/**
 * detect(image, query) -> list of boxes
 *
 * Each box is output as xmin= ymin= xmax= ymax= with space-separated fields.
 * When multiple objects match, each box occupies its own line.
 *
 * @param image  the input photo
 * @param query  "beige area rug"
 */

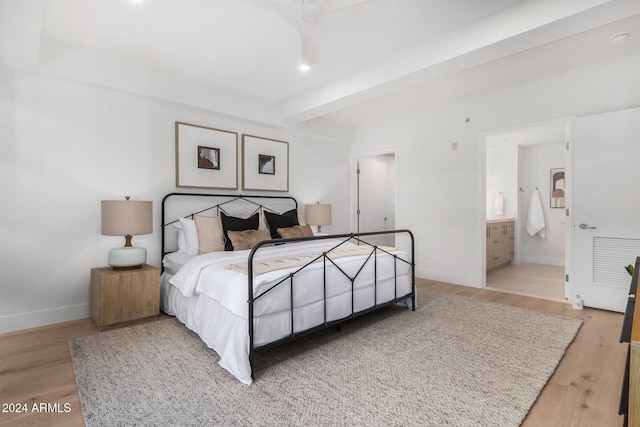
xmin=69 ymin=289 xmax=582 ymax=426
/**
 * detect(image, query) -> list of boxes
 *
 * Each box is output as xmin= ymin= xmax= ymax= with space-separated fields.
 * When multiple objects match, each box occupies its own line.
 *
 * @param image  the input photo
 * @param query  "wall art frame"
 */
xmin=550 ymin=167 xmax=565 ymax=208
xmin=242 ymin=134 xmax=289 ymax=192
xmin=175 ymin=121 xmax=238 ymax=189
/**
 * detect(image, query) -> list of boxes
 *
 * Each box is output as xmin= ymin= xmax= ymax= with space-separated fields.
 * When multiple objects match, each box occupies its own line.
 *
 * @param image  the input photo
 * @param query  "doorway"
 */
xmin=351 ymin=150 xmax=397 ymax=247
xmin=483 ymin=121 xmax=569 ymax=302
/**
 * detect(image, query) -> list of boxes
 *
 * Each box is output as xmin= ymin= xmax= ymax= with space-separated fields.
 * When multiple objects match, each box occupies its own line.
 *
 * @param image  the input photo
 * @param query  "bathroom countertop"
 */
xmin=486 ymin=217 xmax=515 ymax=224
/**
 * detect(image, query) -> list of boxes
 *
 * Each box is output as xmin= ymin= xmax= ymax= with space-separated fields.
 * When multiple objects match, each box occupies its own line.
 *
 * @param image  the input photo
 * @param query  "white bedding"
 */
xmin=162 ymin=251 xmax=195 ymax=276
xmin=161 ymin=239 xmax=413 ymax=385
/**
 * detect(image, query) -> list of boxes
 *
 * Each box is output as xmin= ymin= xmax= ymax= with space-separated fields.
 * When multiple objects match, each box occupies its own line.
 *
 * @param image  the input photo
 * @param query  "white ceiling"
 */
xmin=1 ymin=0 xmax=639 ymax=130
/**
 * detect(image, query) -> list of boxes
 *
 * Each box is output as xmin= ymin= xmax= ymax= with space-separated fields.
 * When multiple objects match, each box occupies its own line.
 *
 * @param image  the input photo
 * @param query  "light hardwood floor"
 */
xmin=487 ymin=262 xmax=566 ymax=302
xmin=0 ymin=279 xmax=626 ymax=426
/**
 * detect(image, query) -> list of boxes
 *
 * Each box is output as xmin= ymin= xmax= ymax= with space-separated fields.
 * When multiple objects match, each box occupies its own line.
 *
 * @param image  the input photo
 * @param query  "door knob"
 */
xmin=579 ymin=223 xmax=596 ymax=230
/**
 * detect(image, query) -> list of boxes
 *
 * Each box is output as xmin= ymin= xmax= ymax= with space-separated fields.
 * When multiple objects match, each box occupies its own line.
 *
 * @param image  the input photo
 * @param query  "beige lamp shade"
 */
xmin=305 ymin=203 xmax=331 ymax=233
xmin=101 ymin=199 xmax=153 ymax=238
xmin=101 ymin=198 xmax=152 ymax=269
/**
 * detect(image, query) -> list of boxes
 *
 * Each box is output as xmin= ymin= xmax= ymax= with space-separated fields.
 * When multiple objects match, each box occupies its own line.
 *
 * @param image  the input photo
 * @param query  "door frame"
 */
xmin=350 ymin=148 xmax=398 ymax=234
xmin=480 ymin=118 xmax=573 ymax=301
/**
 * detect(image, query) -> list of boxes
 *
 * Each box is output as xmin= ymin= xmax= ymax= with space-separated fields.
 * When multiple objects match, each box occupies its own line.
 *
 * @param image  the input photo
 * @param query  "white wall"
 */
xmin=353 ymin=52 xmax=640 ymax=286
xmin=520 ymin=143 xmax=565 ymax=265
xmin=0 ymin=74 xmax=351 ymax=333
xmin=486 ymin=144 xmax=518 ymax=219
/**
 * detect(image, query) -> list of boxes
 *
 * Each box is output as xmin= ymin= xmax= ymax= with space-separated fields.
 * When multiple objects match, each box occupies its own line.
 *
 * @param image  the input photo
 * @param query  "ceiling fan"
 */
xmin=244 ymin=0 xmax=372 ymax=70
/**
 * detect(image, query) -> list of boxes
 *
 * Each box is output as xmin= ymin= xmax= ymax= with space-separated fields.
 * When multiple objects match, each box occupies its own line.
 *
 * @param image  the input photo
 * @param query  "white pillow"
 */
xmin=174 ymin=223 xmax=188 ymax=253
xmin=176 ymin=217 xmax=199 ymax=254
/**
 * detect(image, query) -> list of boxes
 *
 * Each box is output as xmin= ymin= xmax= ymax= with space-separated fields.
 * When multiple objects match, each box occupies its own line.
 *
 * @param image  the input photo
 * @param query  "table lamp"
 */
xmin=101 ymin=197 xmax=153 ymax=269
xmin=305 ymin=202 xmax=332 ymax=233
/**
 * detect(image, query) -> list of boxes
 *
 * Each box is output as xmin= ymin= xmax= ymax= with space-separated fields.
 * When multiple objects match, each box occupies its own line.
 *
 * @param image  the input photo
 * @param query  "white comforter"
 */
xmin=165 ymin=239 xmax=413 ymax=384
xmin=170 ymin=239 xmax=344 ymax=313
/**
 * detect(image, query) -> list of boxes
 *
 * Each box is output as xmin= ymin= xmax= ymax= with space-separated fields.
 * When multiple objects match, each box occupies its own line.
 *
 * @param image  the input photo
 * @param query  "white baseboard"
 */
xmin=415 ymin=267 xmax=481 ymax=288
xmin=0 ymin=303 xmax=90 ymax=334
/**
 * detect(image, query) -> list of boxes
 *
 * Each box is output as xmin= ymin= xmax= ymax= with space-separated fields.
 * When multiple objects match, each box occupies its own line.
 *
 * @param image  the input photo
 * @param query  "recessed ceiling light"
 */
xmin=610 ymin=32 xmax=631 ymax=43
xmin=299 ymin=64 xmax=310 ymax=71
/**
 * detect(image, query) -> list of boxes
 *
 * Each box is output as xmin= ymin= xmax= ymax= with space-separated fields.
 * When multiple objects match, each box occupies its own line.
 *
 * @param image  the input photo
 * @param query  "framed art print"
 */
xmin=175 ymin=122 xmax=238 ymax=189
xmin=242 ymin=134 xmax=289 ymax=192
xmin=550 ymin=167 xmax=565 ymax=208
xmin=258 ymin=154 xmax=275 ymax=175
xmin=197 ymin=146 xmax=220 ymax=170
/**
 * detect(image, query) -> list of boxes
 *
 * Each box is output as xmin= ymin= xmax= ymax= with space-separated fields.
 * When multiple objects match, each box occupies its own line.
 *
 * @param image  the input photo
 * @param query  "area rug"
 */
xmin=69 ymin=289 xmax=581 ymax=426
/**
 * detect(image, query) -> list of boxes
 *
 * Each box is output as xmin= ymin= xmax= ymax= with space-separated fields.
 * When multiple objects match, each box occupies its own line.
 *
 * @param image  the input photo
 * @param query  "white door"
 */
xmin=572 ymin=107 xmax=640 ymax=312
xmin=355 ymin=153 xmax=396 ymax=246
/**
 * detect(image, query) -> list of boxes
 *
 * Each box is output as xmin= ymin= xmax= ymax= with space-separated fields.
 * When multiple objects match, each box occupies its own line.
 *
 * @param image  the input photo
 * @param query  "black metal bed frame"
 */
xmin=161 ymin=192 xmax=298 ymax=263
xmin=161 ymin=192 xmax=415 ymax=380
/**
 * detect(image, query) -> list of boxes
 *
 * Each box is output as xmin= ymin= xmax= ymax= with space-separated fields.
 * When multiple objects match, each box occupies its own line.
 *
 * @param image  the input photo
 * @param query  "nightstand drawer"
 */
xmin=90 ymin=264 xmax=160 ymax=328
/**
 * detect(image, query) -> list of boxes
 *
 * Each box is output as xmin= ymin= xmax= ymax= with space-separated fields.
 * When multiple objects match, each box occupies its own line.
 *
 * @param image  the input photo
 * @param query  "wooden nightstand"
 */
xmin=90 ymin=264 xmax=160 ymax=330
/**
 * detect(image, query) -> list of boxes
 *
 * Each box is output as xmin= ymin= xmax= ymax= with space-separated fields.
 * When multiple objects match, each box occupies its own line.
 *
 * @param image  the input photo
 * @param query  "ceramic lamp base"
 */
xmin=108 ymin=246 xmax=147 ymax=270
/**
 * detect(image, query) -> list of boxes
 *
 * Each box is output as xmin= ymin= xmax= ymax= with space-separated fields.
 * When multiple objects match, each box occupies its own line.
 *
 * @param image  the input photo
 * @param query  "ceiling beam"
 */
xmin=278 ymin=0 xmax=638 ymax=124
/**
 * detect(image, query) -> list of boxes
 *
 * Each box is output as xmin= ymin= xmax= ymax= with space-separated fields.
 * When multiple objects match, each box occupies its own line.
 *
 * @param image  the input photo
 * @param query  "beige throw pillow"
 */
xmin=277 ymin=224 xmax=314 ymax=239
xmin=194 ymin=215 xmax=225 ymax=254
xmin=227 ymin=228 xmax=271 ymax=251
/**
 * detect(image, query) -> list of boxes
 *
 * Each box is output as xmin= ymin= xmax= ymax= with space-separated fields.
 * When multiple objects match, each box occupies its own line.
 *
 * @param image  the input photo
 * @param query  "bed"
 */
xmin=160 ymin=192 xmax=415 ymax=384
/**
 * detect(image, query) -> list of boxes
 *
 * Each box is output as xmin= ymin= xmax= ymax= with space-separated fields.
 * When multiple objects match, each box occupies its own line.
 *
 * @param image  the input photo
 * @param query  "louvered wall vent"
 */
xmin=593 ymin=237 xmax=640 ymax=289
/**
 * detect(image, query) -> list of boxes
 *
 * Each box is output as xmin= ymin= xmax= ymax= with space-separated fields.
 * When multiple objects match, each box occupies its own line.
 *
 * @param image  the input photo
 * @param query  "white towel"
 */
xmin=526 ymin=189 xmax=546 ymax=238
xmin=495 ymin=193 xmax=504 ymax=216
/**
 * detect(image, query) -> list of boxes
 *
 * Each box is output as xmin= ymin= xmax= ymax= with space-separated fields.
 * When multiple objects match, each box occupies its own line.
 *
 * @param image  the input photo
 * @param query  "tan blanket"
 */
xmin=225 ymin=245 xmax=397 ymax=277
